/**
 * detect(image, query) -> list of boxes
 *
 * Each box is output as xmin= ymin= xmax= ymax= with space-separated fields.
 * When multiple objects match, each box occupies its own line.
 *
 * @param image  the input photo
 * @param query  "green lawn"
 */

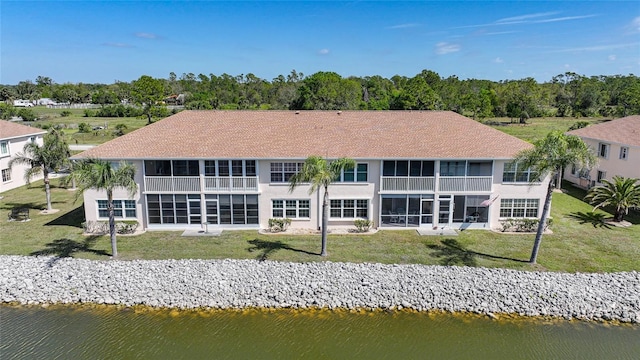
xmin=1 ymin=178 xmax=638 ymax=273
xmin=484 ymin=117 xmax=607 ymax=143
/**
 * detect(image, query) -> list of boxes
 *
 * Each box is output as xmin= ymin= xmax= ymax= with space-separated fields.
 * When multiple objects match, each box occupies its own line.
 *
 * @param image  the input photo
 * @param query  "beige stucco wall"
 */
xmin=564 ymin=138 xmax=640 ymax=188
xmin=0 ymin=134 xmax=44 ymax=193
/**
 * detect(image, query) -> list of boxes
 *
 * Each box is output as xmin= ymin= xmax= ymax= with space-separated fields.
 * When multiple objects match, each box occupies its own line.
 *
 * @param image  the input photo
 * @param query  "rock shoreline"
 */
xmin=1 ymin=255 xmax=638 ymax=323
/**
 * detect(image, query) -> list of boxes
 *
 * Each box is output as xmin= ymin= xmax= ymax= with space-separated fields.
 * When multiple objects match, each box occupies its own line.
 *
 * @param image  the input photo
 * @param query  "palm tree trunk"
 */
xmin=321 ymin=186 xmax=329 ymax=257
xmin=530 ymin=180 xmax=553 ymax=263
xmin=43 ymin=170 xmax=52 ymax=211
xmin=614 ymin=208 xmax=625 ymax=222
xmin=107 ymin=190 xmax=118 ymax=257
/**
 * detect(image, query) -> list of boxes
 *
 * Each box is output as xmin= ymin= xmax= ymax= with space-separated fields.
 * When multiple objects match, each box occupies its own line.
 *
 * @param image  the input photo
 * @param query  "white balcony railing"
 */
xmin=144 ymin=176 xmax=258 ymax=193
xmin=381 ymin=177 xmax=435 ymax=191
xmin=144 ymin=176 xmax=201 ymax=192
xmin=438 ymin=176 xmax=492 ymax=192
xmin=204 ymin=176 xmax=258 ymax=192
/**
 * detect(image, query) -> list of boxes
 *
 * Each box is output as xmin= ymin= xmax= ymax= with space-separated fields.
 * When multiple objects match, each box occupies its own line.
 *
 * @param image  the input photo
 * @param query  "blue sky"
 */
xmin=1 ymin=1 xmax=639 ymax=84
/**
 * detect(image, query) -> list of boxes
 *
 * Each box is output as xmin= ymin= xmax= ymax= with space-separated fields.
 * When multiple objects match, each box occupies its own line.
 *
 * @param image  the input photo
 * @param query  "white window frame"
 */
xmin=336 ymin=163 xmax=368 ymax=182
xmin=619 ymin=146 xmax=628 ymax=160
xmin=270 ymin=162 xmax=303 ymax=183
xmin=97 ymin=199 xmax=137 ymax=219
xmin=598 ymin=143 xmax=609 ymax=159
xmin=0 ymin=141 xmax=9 ymax=157
xmin=597 ymin=170 xmax=606 ymax=183
xmin=499 ymin=198 xmax=539 ymax=218
xmin=272 ymin=199 xmax=310 ymax=219
xmin=503 ymin=162 xmax=538 ymax=183
xmin=2 ymin=168 xmax=11 ymax=183
xmin=329 ymin=199 xmax=369 ymax=219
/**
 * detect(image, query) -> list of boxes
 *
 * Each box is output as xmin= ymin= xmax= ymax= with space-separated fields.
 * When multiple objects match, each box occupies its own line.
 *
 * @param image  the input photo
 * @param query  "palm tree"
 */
xmin=585 ymin=176 xmax=640 ymax=222
xmin=68 ymin=159 xmax=137 ymax=257
xmin=513 ymin=131 xmax=596 ymax=264
xmin=289 ymin=156 xmax=356 ymax=256
xmin=8 ymin=128 xmax=70 ymax=211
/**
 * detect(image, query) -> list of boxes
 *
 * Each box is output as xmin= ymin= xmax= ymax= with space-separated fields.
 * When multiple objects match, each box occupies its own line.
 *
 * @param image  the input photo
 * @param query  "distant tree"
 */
xmin=15 ymin=81 xmax=39 ymax=100
xmin=17 ymin=108 xmax=37 ymax=121
xmin=131 ymin=75 xmax=166 ymax=124
xmin=391 ymin=75 xmax=440 ymax=110
xmin=1 ymin=87 xmax=17 ymax=102
xmin=67 ymin=159 xmax=137 ymax=257
xmin=513 ymin=131 xmax=596 ymax=263
xmin=9 ymin=129 xmax=70 ymax=211
xmin=585 ymin=176 xmax=640 ymax=222
xmin=289 ymin=156 xmax=356 ymax=257
xmin=292 ymin=72 xmax=361 ymax=110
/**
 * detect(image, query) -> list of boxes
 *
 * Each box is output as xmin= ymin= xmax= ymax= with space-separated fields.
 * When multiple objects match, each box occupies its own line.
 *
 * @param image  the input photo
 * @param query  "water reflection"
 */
xmin=1 ymin=305 xmax=638 ymax=359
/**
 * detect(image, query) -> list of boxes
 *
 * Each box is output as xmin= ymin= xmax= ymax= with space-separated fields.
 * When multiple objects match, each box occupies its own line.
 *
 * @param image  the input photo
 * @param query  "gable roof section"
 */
xmin=0 ymin=120 xmax=46 ymax=140
xmin=568 ymin=116 xmax=640 ymax=147
xmin=75 ymin=110 xmax=532 ymax=160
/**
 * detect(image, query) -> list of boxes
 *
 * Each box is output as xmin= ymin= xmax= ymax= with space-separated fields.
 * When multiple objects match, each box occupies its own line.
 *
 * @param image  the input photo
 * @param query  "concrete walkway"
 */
xmin=416 ymin=227 xmax=458 ymax=236
xmin=69 ymin=144 xmax=97 ymax=151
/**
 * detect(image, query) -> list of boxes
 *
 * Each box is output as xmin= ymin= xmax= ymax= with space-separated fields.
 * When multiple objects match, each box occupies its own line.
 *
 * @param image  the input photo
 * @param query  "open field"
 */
xmin=1 ymin=178 xmax=637 ymax=273
xmin=483 ymin=117 xmax=607 ymax=143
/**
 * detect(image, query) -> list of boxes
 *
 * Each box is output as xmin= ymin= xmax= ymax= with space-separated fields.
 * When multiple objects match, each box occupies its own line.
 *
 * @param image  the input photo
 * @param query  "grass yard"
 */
xmin=1 ymin=178 xmax=638 ymax=273
xmin=484 ymin=117 xmax=606 ymax=143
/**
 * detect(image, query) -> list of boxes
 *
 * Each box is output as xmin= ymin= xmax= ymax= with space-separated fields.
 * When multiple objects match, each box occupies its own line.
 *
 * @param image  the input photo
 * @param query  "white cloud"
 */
xmin=318 ymin=49 xmax=330 ymax=55
xmin=533 ymin=15 xmax=597 ymax=24
xmin=494 ymin=57 xmax=504 ymax=63
xmin=103 ymin=42 xmax=133 ymax=48
xmin=435 ymin=42 xmax=460 ymax=55
xmin=386 ymin=23 xmax=420 ymax=29
xmin=608 ymin=55 xmax=617 ymax=61
xmin=496 ymin=12 xmax=559 ymax=23
xmin=135 ymin=32 xmax=159 ymax=39
xmin=628 ymin=16 xmax=640 ymax=33
xmin=551 ymin=42 xmax=639 ymax=52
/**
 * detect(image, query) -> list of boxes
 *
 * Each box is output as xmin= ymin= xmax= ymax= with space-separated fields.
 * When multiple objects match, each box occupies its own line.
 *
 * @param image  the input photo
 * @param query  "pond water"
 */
xmin=1 ymin=305 xmax=638 ymax=359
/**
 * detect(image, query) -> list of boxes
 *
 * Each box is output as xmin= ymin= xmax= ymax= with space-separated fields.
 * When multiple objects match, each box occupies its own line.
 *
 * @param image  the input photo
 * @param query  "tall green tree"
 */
xmin=131 ymin=75 xmax=166 ymax=124
xmin=68 ymin=159 xmax=137 ymax=257
xmin=585 ymin=176 xmax=640 ymax=222
xmin=289 ymin=156 xmax=356 ymax=257
xmin=8 ymin=129 xmax=71 ymax=211
xmin=513 ymin=131 xmax=596 ymax=263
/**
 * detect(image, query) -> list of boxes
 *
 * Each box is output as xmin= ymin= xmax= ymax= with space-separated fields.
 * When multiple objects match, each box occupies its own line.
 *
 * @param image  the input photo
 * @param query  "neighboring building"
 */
xmin=74 ymin=111 xmax=549 ymax=231
xmin=0 ymin=121 xmax=46 ymax=193
xmin=565 ymin=116 xmax=640 ymax=188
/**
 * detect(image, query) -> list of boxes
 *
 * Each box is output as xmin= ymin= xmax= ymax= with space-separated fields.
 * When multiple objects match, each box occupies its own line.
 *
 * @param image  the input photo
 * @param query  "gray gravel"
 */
xmin=1 ymin=255 xmax=638 ymax=323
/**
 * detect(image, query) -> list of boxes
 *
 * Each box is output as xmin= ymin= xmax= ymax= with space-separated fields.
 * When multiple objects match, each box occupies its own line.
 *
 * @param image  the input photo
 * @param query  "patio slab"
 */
xmin=416 ymin=228 xmax=458 ymax=236
xmin=181 ymin=229 xmax=222 ymax=237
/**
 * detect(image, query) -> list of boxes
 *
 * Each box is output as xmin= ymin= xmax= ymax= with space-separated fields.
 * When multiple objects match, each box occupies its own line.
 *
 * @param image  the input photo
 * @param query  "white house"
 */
xmin=74 ymin=111 xmax=549 ymax=231
xmin=0 ymin=121 xmax=46 ymax=193
xmin=565 ymin=115 xmax=640 ymax=188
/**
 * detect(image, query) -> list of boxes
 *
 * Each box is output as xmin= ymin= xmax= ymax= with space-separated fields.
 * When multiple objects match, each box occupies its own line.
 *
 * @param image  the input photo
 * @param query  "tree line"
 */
xmin=2 ymin=70 xmax=639 ymax=121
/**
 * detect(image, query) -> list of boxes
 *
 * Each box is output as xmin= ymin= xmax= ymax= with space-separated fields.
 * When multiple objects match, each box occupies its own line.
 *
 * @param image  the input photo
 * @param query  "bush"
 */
xmin=353 ymin=219 xmax=373 ymax=232
xmin=113 ymin=123 xmax=127 ymax=136
xmin=268 ymin=218 xmax=291 ymax=232
xmin=83 ymin=109 xmax=95 ymax=117
xmin=17 ymin=108 xmax=37 ymax=121
xmin=500 ymin=218 xmax=552 ymax=232
xmin=0 ymin=103 xmax=16 ymax=120
xmin=60 ymin=110 xmax=72 ymax=117
xmin=95 ymin=104 xmax=143 ymax=117
xmin=78 ymin=122 xmax=91 ymax=133
xmin=82 ymin=220 xmax=139 ymax=234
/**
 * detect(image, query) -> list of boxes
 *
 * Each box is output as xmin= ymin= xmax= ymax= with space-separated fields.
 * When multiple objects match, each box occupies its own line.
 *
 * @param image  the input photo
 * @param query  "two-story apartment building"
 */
xmin=0 ymin=121 xmax=46 ymax=193
xmin=565 ymin=115 xmax=640 ymax=188
xmin=74 ymin=111 xmax=549 ymax=231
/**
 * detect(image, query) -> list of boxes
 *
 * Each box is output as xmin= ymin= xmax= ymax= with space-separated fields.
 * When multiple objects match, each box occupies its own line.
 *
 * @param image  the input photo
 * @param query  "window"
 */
xmin=204 ymin=160 xmax=256 ymax=177
xmin=440 ymin=161 xmax=466 ymax=176
xmin=338 ymin=163 xmax=368 ymax=182
xmin=597 ymin=170 xmax=606 ymax=183
xmin=270 ymin=162 xmax=303 ymax=182
xmin=330 ymin=199 xmax=368 ymax=218
xmin=272 ymin=199 xmax=310 ymax=218
xmin=384 ymin=160 xmax=434 ymax=177
xmin=97 ymin=199 xmax=137 ymax=219
xmin=499 ymin=199 xmax=539 ymax=218
xmin=144 ymin=160 xmax=171 ymax=176
xmin=620 ymin=147 xmax=629 ymax=160
xmin=503 ymin=162 xmax=538 ymax=183
xmin=0 ymin=141 xmax=8 ymax=156
xmin=172 ymin=160 xmax=199 ymax=176
xmin=2 ymin=168 xmax=11 ymax=182
xmin=598 ymin=143 xmax=609 ymax=159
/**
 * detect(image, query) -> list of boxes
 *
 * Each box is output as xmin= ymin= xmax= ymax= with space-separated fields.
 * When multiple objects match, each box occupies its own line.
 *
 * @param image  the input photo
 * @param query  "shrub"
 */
xmin=353 ymin=219 xmax=373 ymax=232
xmin=82 ymin=220 xmax=139 ymax=234
xmin=500 ymin=218 xmax=552 ymax=232
xmin=60 ymin=110 xmax=72 ymax=117
xmin=0 ymin=103 xmax=16 ymax=120
xmin=113 ymin=123 xmax=127 ymax=136
xmin=17 ymin=108 xmax=37 ymax=121
xmin=83 ymin=109 xmax=95 ymax=117
xmin=268 ymin=218 xmax=291 ymax=232
xmin=78 ymin=122 xmax=91 ymax=133
xmin=116 ymin=221 xmax=139 ymax=234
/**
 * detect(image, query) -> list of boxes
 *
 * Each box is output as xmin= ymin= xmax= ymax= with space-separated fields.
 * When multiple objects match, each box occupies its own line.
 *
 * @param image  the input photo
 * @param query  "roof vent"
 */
xmin=295 ymin=111 xmax=300 ymax=114
xmin=337 ymin=111 xmax=342 ymax=115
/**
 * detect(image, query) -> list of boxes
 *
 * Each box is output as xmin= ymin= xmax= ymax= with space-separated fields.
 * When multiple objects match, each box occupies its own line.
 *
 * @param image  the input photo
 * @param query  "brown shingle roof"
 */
xmin=0 ymin=120 xmax=46 ymax=140
xmin=75 ymin=111 xmax=532 ymax=160
xmin=567 ymin=116 xmax=640 ymax=147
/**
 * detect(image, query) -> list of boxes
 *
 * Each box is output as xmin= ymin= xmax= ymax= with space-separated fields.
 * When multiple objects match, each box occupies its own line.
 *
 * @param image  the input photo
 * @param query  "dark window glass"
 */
xmin=218 ymin=161 xmax=230 ymax=177
xmin=144 ymin=160 xmax=171 ymax=176
xmin=245 ymin=160 xmax=256 ymax=176
xmin=396 ymin=161 xmax=408 ymax=176
xmin=422 ymin=161 xmax=435 ymax=176
xmin=383 ymin=161 xmax=395 ymax=176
